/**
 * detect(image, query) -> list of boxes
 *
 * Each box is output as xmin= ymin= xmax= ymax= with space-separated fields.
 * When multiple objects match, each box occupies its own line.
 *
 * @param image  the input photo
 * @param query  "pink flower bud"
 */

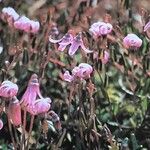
xmin=123 ymin=34 xmax=142 ymax=49
xmin=0 ymin=119 xmax=3 ymax=130
xmin=63 ymin=71 xmax=74 ymax=82
xmin=101 ymin=51 xmax=109 ymax=64
xmin=27 ymin=98 xmax=51 ymax=115
xmin=89 ymin=21 xmax=112 ymax=38
xmin=20 ymin=74 xmax=43 ymax=108
xmin=0 ymin=81 xmax=18 ymax=98
xmin=8 ymin=97 xmax=21 ymax=126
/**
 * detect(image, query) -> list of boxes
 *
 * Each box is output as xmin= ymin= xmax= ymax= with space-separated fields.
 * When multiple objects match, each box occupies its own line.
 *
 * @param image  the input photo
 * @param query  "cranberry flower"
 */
xmin=26 ymin=97 xmax=51 ymax=115
xmin=0 ymin=81 xmax=18 ymax=98
xmin=89 ymin=21 xmax=113 ymax=38
xmin=49 ymin=32 xmax=92 ymax=56
xmin=20 ymin=74 xmax=43 ymax=108
xmin=8 ymin=97 xmax=21 ymax=126
xmin=123 ymin=33 xmax=142 ymax=49
xmin=14 ymin=16 xmax=40 ymax=33
xmin=63 ymin=63 xmax=93 ymax=82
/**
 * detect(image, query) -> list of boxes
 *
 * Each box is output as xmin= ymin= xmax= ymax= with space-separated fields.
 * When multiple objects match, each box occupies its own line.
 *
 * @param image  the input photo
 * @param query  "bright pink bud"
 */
xmin=123 ymin=34 xmax=142 ymax=49
xmin=20 ymin=74 xmax=43 ymax=108
xmin=0 ymin=81 xmax=18 ymax=98
xmin=101 ymin=51 xmax=109 ymax=64
xmin=0 ymin=119 xmax=3 ymax=130
xmin=63 ymin=63 xmax=93 ymax=82
xmin=8 ymin=97 xmax=21 ymax=126
xmin=89 ymin=21 xmax=112 ymax=38
xmin=27 ymin=98 xmax=51 ymax=115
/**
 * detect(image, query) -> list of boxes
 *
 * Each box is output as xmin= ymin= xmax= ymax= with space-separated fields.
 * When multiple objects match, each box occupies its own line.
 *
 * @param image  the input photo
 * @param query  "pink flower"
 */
xmin=123 ymin=34 xmax=142 ymax=49
xmin=101 ymin=51 xmax=110 ymax=64
xmin=0 ymin=119 xmax=3 ymax=130
xmin=2 ymin=7 xmax=19 ymax=21
xmin=27 ymin=98 xmax=51 ymax=115
xmin=14 ymin=16 xmax=40 ymax=33
xmin=0 ymin=81 xmax=18 ymax=98
xmin=49 ymin=32 xmax=74 ymax=51
xmin=63 ymin=63 xmax=93 ymax=82
xmin=68 ymin=32 xmax=92 ymax=56
xmin=8 ymin=97 xmax=21 ymax=126
xmin=144 ymin=21 xmax=150 ymax=32
xmin=89 ymin=21 xmax=113 ymax=38
xmin=20 ymin=74 xmax=42 ymax=108
xmin=49 ymin=32 xmax=92 ymax=56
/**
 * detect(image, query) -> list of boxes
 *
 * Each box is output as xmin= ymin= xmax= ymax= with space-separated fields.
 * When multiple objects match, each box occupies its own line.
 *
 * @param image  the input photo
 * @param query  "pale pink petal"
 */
xmin=68 ymin=41 xmax=80 ymax=56
xmin=80 ymin=43 xmax=93 ymax=53
xmin=63 ymin=71 xmax=74 ymax=82
xmin=144 ymin=21 xmax=150 ymax=32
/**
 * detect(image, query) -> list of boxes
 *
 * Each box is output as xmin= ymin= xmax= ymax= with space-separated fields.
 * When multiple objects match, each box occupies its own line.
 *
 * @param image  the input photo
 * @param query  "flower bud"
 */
xmin=8 ymin=97 xmax=21 ymax=126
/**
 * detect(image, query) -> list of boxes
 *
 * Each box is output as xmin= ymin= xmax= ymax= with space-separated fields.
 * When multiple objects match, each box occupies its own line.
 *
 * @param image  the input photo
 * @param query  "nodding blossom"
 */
xmin=0 ymin=81 xmax=18 ymax=98
xmin=20 ymin=74 xmax=43 ymax=108
xmin=144 ymin=21 xmax=150 ymax=32
xmin=26 ymin=98 xmax=51 ymax=115
xmin=8 ymin=97 xmax=21 ymax=126
xmin=14 ymin=16 xmax=40 ymax=33
xmin=89 ymin=21 xmax=113 ymax=38
xmin=0 ymin=119 xmax=3 ymax=130
xmin=101 ymin=51 xmax=110 ymax=64
xmin=2 ymin=7 xmax=19 ymax=22
xmin=63 ymin=63 xmax=93 ymax=82
xmin=49 ymin=32 xmax=92 ymax=56
xmin=123 ymin=34 xmax=142 ymax=49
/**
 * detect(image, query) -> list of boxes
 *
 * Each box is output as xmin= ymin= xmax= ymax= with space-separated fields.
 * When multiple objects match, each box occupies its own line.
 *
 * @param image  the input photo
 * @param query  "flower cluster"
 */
xmin=49 ymin=32 xmax=92 ymax=56
xmin=1 ymin=7 xmax=40 ymax=33
xmin=63 ymin=63 xmax=93 ymax=82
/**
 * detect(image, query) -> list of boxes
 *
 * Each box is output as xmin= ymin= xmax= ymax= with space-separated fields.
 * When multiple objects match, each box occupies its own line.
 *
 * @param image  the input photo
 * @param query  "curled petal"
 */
xmin=49 ymin=36 xmax=62 ymax=43
xmin=63 ymin=71 xmax=74 ymax=82
xmin=144 ymin=21 xmax=150 ymax=32
xmin=0 ymin=119 xmax=3 ymax=130
xmin=80 ymin=43 xmax=93 ymax=53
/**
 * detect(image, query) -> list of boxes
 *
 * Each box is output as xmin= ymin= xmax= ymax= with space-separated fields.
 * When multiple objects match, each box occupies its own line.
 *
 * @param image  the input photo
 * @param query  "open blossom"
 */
xmin=63 ymin=63 xmax=93 ymax=82
xmin=0 ymin=81 xmax=18 ymax=98
xmin=8 ymin=97 xmax=21 ymax=126
xmin=14 ymin=16 xmax=40 ymax=33
xmin=2 ymin=7 xmax=19 ymax=21
xmin=101 ymin=51 xmax=110 ymax=64
xmin=0 ymin=119 xmax=3 ymax=130
xmin=20 ymin=74 xmax=43 ymax=108
xmin=123 ymin=34 xmax=142 ymax=49
xmin=27 ymin=98 xmax=51 ymax=115
xmin=89 ymin=21 xmax=113 ymax=38
xmin=49 ymin=32 xmax=92 ymax=56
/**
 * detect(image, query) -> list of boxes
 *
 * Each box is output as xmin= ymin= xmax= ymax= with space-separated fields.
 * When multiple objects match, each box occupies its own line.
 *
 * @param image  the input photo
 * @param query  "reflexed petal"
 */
xmin=80 ymin=43 xmax=93 ymax=53
xmin=68 ymin=41 xmax=80 ymax=56
xmin=63 ymin=71 xmax=74 ymax=82
xmin=144 ymin=21 xmax=150 ymax=32
xmin=49 ymin=36 xmax=63 ymax=43
xmin=58 ymin=44 xmax=67 ymax=51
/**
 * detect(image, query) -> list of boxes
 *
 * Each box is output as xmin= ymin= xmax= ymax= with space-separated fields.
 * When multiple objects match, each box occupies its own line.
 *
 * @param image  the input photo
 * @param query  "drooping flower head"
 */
xmin=20 ymin=74 xmax=42 ymax=108
xmin=8 ymin=96 xmax=21 ymax=126
xmin=49 ymin=32 xmax=92 ymax=56
xmin=89 ymin=21 xmax=113 ymax=38
xmin=0 ymin=81 xmax=18 ymax=98
xmin=27 ymin=97 xmax=51 ymax=115
xmin=0 ymin=119 xmax=3 ymax=130
xmin=14 ymin=16 xmax=40 ymax=33
xmin=123 ymin=33 xmax=142 ymax=49
xmin=63 ymin=63 xmax=93 ymax=82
